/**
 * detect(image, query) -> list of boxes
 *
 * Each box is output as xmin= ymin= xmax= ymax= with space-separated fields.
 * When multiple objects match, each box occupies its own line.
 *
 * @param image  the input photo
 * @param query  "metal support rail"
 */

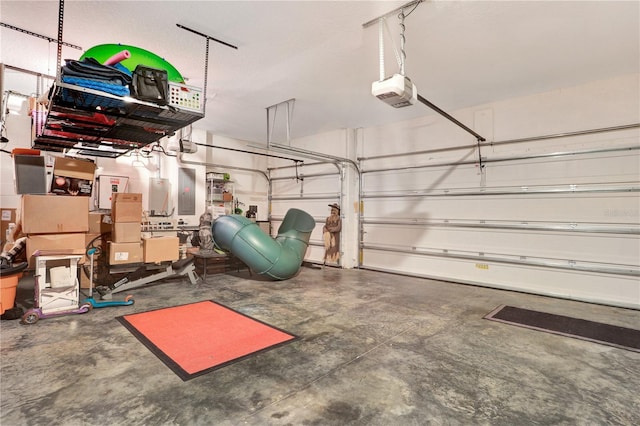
xmin=177 ymin=23 xmax=238 ymax=114
xmin=362 ymin=218 xmax=640 ymax=235
xmin=268 ymin=160 xmax=332 ymax=171
xmin=3 ymin=64 xmax=56 ymax=80
xmin=193 ymin=141 xmax=302 ymax=163
xmin=357 ymin=122 xmax=640 ymax=161
xmin=361 ymin=182 xmax=639 ymax=198
xmin=56 ymin=0 xmax=64 ymax=80
xmin=269 ymin=171 xmax=341 ymax=181
xmin=416 ymin=94 xmax=486 ymax=143
xmin=249 ymin=143 xmax=347 ymax=169
xmin=491 ymin=123 xmax=640 ymax=146
xmin=266 ymin=143 xmax=361 ymax=173
xmin=270 ymin=215 xmax=336 ymax=224
xmin=0 ymin=21 xmax=82 ymax=50
xmin=361 ymin=243 xmax=640 ymax=277
xmin=270 ymin=194 xmax=341 ymax=202
xmin=360 ymin=145 xmax=640 ymax=174
xmin=176 ymin=24 xmax=238 ymax=50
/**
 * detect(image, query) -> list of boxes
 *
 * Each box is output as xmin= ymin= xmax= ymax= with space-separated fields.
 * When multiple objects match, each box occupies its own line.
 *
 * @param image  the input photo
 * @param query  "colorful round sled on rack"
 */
xmin=80 ymin=43 xmax=185 ymax=83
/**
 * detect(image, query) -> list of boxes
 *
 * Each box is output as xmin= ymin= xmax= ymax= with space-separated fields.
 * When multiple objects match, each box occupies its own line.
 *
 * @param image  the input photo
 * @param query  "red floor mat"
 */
xmin=117 ymin=300 xmax=298 ymax=380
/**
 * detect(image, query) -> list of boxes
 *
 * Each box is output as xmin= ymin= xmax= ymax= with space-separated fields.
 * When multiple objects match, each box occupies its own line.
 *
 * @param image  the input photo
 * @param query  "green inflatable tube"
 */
xmin=80 ymin=44 xmax=185 ymax=83
xmin=212 ymin=209 xmax=316 ymax=280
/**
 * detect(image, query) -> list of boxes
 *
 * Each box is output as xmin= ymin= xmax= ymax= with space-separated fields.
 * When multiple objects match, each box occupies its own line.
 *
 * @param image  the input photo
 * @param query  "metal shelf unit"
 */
xmin=206 ymin=173 xmax=234 ymax=217
xmin=33 ymin=82 xmax=205 ymax=157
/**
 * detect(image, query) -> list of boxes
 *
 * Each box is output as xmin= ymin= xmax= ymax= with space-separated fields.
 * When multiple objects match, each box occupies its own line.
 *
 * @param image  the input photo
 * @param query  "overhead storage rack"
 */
xmin=32 ymin=81 xmax=204 ymax=158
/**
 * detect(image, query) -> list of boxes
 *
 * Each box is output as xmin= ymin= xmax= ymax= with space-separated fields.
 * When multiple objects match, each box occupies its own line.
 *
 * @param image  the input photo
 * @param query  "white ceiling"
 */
xmin=1 ymin=1 xmax=638 ymax=145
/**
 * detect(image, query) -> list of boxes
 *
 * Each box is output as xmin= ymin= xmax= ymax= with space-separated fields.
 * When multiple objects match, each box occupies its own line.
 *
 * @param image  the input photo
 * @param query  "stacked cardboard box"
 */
xmin=108 ymin=193 xmax=179 ymax=265
xmin=109 ymin=193 xmax=143 ymax=265
xmin=21 ymin=195 xmax=89 ymax=269
xmin=143 ymin=235 xmax=179 ymax=263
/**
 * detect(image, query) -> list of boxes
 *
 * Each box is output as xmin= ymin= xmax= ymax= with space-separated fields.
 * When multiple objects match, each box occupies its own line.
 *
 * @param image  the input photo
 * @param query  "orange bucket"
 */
xmin=0 ymin=273 xmax=21 ymax=315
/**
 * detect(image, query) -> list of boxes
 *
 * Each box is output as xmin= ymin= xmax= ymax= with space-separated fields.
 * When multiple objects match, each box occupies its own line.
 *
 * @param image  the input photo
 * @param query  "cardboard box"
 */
xmin=88 ymin=212 xmax=111 ymax=234
xmin=50 ymin=157 xmax=96 ymax=196
xmin=111 ymin=193 xmax=143 ymax=223
xmin=1 ymin=208 xmax=17 ymax=245
xmin=223 ymin=192 xmax=233 ymax=202
xmin=26 ymin=233 xmax=86 ymax=269
xmin=109 ymin=241 xmax=143 ymax=265
xmin=143 ymin=236 xmax=179 ymax=263
xmin=112 ymin=192 xmax=143 ymax=204
xmin=21 ymin=195 xmax=89 ymax=234
xmin=112 ymin=222 xmax=141 ymax=243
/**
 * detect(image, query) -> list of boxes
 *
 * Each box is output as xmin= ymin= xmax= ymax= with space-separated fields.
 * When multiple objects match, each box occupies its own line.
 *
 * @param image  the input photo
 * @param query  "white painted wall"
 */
xmin=0 ymin=113 xmax=32 ymax=209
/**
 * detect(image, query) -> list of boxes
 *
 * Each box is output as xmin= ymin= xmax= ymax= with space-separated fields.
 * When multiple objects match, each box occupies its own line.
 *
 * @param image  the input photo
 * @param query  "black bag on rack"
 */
xmin=131 ymin=65 xmax=169 ymax=105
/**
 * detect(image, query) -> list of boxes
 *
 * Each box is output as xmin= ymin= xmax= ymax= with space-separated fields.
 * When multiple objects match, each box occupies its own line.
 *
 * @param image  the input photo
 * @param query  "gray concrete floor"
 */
xmin=1 ymin=264 xmax=639 ymax=425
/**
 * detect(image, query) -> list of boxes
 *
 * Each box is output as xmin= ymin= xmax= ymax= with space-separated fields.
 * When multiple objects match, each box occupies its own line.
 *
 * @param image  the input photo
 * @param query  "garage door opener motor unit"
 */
xmin=369 ymin=2 xmax=419 ymax=109
xmin=372 ymin=74 xmax=417 ymax=108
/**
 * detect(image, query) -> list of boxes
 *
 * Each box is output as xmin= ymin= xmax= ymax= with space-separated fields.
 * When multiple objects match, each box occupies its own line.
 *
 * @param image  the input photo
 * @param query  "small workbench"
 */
xmin=189 ymin=250 xmax=248 ymax=282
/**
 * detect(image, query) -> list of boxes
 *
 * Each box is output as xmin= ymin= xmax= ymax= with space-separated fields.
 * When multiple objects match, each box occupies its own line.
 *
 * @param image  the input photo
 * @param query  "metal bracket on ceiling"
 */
xmin=266 ymin=98 xmax=296 ymax=148
xmin=9 ymin=0 xmax=79 ymax=82
xmin=264 ymin=98 xmax=304 ymax=177
xmin=176 ymin=24 xmax=238 ymax=50
xmin=362 ymin=0 xmax=424 ymax=28
xmin=176 ymin=24 xmax=238 ymax=113
xmin=259 ymin=98 xmax=360 ymax=172
xmin=56 ymin=0 xmax=65 ymax=80
xmin=0 ymin=22 xmax=82 ymax=50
